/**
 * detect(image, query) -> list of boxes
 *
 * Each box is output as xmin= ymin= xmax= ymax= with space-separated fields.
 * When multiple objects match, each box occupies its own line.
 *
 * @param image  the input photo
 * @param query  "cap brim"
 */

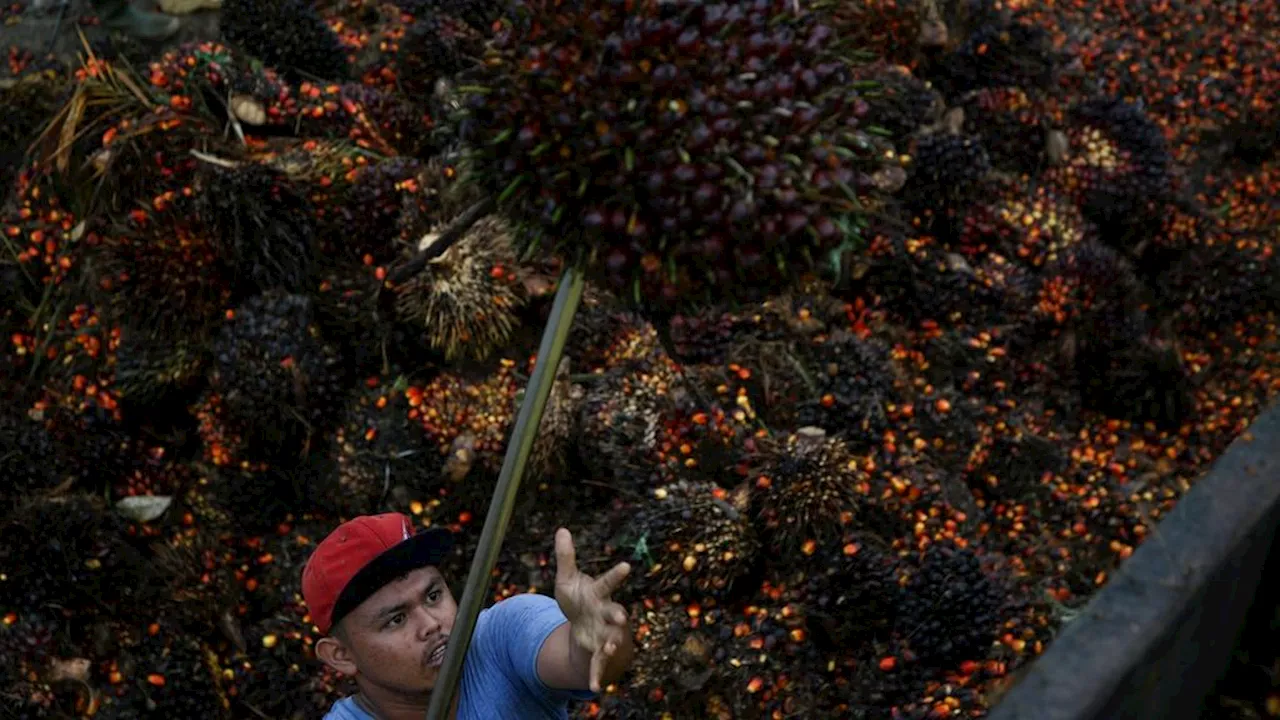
xmin=330 ymin=526 xmax=456 ymax=632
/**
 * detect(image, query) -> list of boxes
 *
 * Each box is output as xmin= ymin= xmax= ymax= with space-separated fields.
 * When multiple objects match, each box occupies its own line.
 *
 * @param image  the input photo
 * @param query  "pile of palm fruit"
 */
xmin=2 ymin=0 xmax=1279 ymax=717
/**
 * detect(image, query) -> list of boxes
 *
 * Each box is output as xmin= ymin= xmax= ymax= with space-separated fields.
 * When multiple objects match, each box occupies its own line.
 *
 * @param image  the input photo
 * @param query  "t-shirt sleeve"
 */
xmin=488 ymin=592 xmax=596 ymax=702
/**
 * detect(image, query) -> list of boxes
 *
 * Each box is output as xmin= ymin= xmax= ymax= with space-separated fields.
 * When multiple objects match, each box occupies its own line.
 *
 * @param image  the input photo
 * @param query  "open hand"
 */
xmin=553 ymin=527 xmax=631 ymax=693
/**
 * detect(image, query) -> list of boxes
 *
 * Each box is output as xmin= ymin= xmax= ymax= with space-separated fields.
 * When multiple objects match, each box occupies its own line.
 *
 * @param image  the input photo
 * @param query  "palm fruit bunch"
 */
xmin=407 ymin=357 xmax=574 ymax=506
xmin=901 ymin=130 xmax=993 ymax=224
xmin=460 ymin=0 xmax=890 ymax=313
xmin=574 ymin=350 xmax=686 ymax=488
xmin=565 ymin=290 xmax=663 ymax=372
xmin=396 ymin=12 xmax=487 ymax=100
xmin=205 ymin=291 xmax=347 ymax=465
xmin=2 ymin=168 xmax=83 ymax=288
xmin=959 ymin=86 xmax=1056 ymax=175
xmin=221 ymin=0 xmax=350 ymax=82
xmin=965 ymin=429 xmax=1065 ymax=505
xmin=194 ymin=163 xmax=317 ymax=295
xmin=931 ymin=2 xmax=1062 ymax=97
xmin=295 ymin=153 xmax=433 ymax=264
xmin=774 ymin=537 xmax=902 ymax=650
xmin=292 ymin=82 xmax=430 ymax=157
xmin=613 ymin=481 xmax=757 ymax=605
xmin=0 ymin=609 xmax=82 ymax=718
xmin=894 ymin=543 xmax=1009 ymax=665
xmin=0 ymin=71 xmax=71 ymax=193
xmin=706 ymin=590 xmax=833 ymax=719
xmin=141 ymin=42 xmax=290 ymax=124
xmin=0 ymin=409 xmax=64 ymax=503
xmin=827 ymin=0 xmax=928 ymax=65
xmin=747 ymin=427 xmax=860 ymax=554
xmin=956 ymin=180 xmax=1091 ymax=269
xmin=793 ymin=330 xmax=897 ymax=450
xmin=1161 ymin=232 xmax=1280 ymax=335
xmin=94 ymin=621 xmax=227 ymax=719
xmin=393 ymin=216 xmax=527 ymax=362
xmin=146 ymin=527 xmax=241 ymax=635
xmin=584 ymin=599 xmax=718 ymax=717
xmin=1042 ymin=98 xmax=1174 ymax=236
xmin=217 ymin=617 xmax=328 ymax=719
xmin=0 ymin=495 xmax=146 ymax=618
xmin=318 ymin=372 xmax=437 ymax=517
xmin=853 ymin=62 xmax=945 ymax=140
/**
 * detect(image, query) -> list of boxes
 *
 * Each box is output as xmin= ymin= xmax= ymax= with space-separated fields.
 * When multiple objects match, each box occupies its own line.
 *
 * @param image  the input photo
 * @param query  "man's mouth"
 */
xmin=425 ymin=638 xmax=448 ymax=668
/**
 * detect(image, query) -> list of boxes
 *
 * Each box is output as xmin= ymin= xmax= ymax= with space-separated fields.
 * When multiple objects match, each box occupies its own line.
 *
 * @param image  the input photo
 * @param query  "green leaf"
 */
xmin=457 ymin=85 xmax=493 ymax=95
xmin=867 ymin=125 xmax=893 ymax=137
xmin=498 ymin=174 xmax=526 ymax=204
xmin=625 ymin=147 xmax=636 ymax=172
xmin=577 ymin=176 xmax=589 ymax=197
xmin=782 ymin=153 xmax=804 ymax=167
xmin=551 ymin=205 xmax=564 ymax=225
xmin=489 ymin=128 xmax=513 ymax=145
xmin=530 ymin=142 xmax=552 ymax=157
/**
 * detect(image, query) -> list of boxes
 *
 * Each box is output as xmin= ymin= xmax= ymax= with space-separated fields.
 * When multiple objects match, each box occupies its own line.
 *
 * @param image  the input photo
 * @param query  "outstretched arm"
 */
xmin=536 ymin=528 xmax=635 ymax=693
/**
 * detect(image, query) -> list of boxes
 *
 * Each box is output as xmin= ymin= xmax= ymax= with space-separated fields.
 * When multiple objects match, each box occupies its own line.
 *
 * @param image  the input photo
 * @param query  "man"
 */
xmin=88 ymin=0 xmax=180 ymax=41
xmin=302 ymin=513 xmax=635 ymax=720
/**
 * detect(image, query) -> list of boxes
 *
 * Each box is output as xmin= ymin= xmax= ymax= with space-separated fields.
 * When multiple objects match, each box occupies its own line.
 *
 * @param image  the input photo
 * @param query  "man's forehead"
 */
xmin=353 ymin=566 xmax=442 ymax=617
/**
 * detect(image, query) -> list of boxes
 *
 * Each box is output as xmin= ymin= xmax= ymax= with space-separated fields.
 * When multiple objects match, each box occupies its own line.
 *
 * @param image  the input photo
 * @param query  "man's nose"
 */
xmin=414 ymin=606 xmax=442 ymax=639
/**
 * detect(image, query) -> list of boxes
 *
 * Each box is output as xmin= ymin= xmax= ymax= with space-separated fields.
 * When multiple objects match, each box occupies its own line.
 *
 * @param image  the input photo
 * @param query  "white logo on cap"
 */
xmin=403 ymin=521 xmax=411 ymax=541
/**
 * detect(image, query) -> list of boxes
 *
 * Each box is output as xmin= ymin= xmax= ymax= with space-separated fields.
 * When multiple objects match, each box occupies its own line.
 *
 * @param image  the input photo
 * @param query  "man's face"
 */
xmin=332 ymin=566 xmax=457 ymax=695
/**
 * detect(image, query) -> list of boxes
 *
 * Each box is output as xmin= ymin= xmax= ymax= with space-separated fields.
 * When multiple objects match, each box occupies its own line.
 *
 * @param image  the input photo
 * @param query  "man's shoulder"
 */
xmin=322 ymin=697 xmax=371 ymax=720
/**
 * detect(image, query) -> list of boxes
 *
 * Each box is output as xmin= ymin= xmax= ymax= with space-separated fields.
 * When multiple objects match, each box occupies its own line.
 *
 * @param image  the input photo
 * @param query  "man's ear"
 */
xmin=316 ymin=633 xmax=359 ymax=677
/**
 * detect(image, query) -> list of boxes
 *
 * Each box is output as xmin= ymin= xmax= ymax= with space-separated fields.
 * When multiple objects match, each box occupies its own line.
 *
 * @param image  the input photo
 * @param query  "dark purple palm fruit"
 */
xmin=901 ymin=130 xmax=992 ymax=228
xmin=794 ymin=330 xmax=897 ymax=451
xmin=458 ymin=0 xmax=890 ymax=316
xmin=195 ymin=162 xmax=316 ymax=295
xmin=929 ymin=2 xmax=1062 ymax=98
xmin=221 ymin=0 xmax=350 ymax=82
xmin=893 ymin=543 xmax=1010 ymax=665
xmin=1042 ymin=98 xmax=1174 ymax=242
xmin=959 ymin=86 xmax=1052 ymax=175
xmin=397 ymin=12 xmax=485 ymax=101
xmin=208 ymin=291 xmax=347 ymax=465
xmin=854 ymin=62 xmax=945 ymax=139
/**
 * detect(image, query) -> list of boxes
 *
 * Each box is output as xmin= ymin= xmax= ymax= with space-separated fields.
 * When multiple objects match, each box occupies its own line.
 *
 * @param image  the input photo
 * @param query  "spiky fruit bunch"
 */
xmin=827 ymin=0 xmax=925 ymax=65
xmin=1029 ymin=241 xmax=1145 ymax=350
xmin=0 ymin=409 xmax=63 ymax=501
xmin=594 ymin=600 xmax=717 ymax=716
xmin=0 ymin=611 xmax=80 ymax=719
xmin=219 ymin=618 xmax=327 ymax=719
xmin=315 ymin=156 xmax=432 ymax=263
xmin=575 ymin=353 xmax=684 ymax=488
xmin=463 ymin=0 xmax=886 ymax=310
xmin=933 ymin=8 xmax=1061 ymax=96
xmin=855 ymin=63 xmax=945 ymax=139
xmin=148 ymin=529 xmax=239 ymax=634
xmin=749 ymin=427 xmax=860 ymax=553
xmin=195 ymin=163 xmax=316 ymax=294
xmin=221 ymin=0 xmax=350 ymax=82
xmin=319 ymin=373 xmax=438 ymax=517
xmin=1043 ymin=98 xmax=1174 ymax=232
xmin=903 ymin=132 xmax=992 ymax=216
xmin=394 ymin=216 xmax=527 ymax=362
xmin=795 ymin=331 xmax=896 ymax=449
xmin=779 ymin=538 xmax=901 ymax=649
xmin=958 ymin=181 xmax=1091 ymax=269
xmin=295 ymin=83 xmax=430 ymax=156
xmin=894 ymin=544 xmax=1008 ymax=664
xmin=960 ymin=86 xmax=1053 ymax=175
xmin=0 ymin=495 xmax=144 ymax=617
xmin=95 ymin=623 xmax=227 ymax=720
xmin=616 ymin=481 xmax=757 ymax=603
xmin=396 ymin=13 xmax=485 ymax=99
xmin=565 ymin=291 xmax=662 ymax=372
xmin=208 ymin=292 xmax=346 ymax=462
xmin=965 ymin=431 xmax=1063 ymax=504
xmin=0 ymin=71 xmax=71 ymax=192
xmin=1078 ymin=330 xmax=1192 ymax=429
xmin=709 ymin=593 xmax=829 ymax=719
xmin=112 ymin=327 xmax=207 ymax=405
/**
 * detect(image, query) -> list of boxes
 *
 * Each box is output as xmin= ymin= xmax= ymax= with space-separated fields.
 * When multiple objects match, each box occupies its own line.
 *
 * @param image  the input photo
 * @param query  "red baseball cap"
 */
xmin=302 ymin=513 xmax=455 ymax=635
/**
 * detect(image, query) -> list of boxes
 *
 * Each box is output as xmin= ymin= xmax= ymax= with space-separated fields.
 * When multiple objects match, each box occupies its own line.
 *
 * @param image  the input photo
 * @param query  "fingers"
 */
xmin=594 ymin=560 xmax=631 ymax=597
xmin=588 ymin=644 xmax=608 ymax=693
xmin=554 ymin=527 xmax=578 ymax=580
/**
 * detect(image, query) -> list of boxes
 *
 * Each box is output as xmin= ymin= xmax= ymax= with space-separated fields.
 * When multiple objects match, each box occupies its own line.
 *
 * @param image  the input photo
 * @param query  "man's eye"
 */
xmin=386 ymin=613 xmax=405 ymax=628
xmin=427 ymin=590 xmax=441 ymax=603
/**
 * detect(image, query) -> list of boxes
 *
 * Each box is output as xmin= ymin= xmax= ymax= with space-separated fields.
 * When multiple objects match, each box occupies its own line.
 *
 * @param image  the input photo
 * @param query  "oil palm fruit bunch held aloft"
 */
xmin=459 ymin=0 xmax=887 ymax=313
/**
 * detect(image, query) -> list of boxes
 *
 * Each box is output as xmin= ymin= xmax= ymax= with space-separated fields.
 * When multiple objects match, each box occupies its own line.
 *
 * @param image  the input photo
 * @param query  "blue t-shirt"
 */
xmin=323 ymin=593 xmax=594 ymax=720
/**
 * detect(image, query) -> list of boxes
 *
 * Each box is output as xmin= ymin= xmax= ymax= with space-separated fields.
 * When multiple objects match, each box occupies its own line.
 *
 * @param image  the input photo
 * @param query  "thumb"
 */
xmin=554 ymin=527 xmax=578 ymax=581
